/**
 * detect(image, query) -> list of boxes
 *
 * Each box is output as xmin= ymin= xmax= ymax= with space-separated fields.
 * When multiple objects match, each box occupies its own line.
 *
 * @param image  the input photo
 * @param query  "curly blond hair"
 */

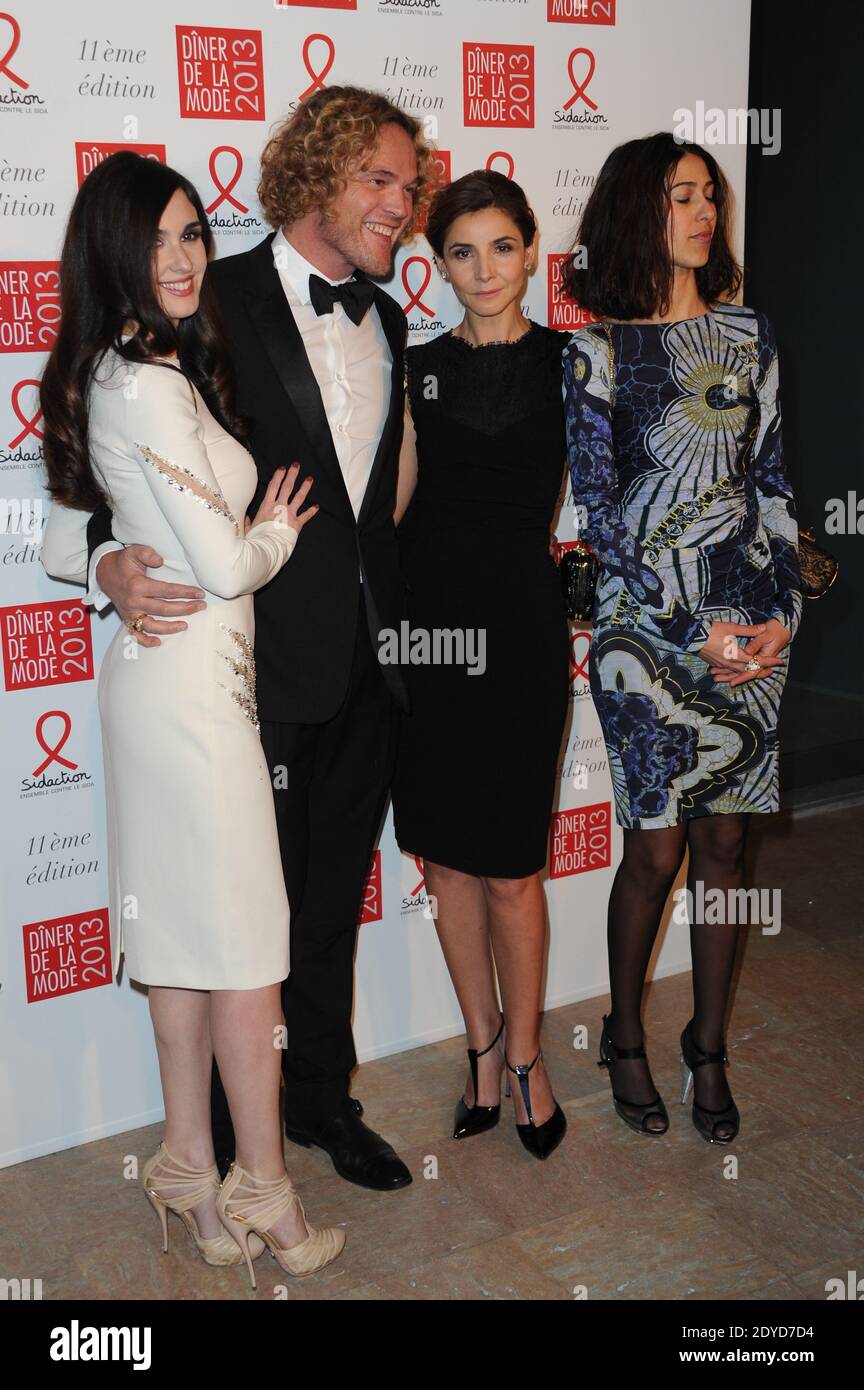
xmin=258 ymin=85 xmax=439 ymax=242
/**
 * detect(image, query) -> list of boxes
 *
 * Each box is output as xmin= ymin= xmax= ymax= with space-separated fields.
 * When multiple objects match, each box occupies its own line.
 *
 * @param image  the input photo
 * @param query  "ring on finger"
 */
xmin=126 ymin=613 xmax=147 ymax=635
xmin=745 ymin=656 xmax=761 ymax=671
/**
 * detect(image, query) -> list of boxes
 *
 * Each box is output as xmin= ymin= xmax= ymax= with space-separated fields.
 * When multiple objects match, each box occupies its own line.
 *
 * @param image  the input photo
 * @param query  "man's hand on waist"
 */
xmin=97 ymin=545 xmax=207 ymax=648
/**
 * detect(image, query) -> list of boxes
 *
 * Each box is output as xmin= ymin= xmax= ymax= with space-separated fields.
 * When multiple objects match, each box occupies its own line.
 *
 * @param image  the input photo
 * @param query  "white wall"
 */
xmin=0 ymin=0 xmax=751 ymax=1166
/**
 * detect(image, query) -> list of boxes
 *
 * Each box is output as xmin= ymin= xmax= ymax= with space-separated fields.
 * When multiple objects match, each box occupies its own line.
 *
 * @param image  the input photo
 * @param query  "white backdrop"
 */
xmin=0 ymin=0 xmax=751 ymax=1166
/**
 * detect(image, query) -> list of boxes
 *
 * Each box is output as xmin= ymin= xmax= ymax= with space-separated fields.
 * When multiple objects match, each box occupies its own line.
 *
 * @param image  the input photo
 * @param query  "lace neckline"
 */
xmin=447 ymin=320 xmax=537 ymax=350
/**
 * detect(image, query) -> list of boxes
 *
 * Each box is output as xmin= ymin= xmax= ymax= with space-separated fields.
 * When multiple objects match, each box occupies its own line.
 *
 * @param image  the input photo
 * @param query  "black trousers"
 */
xmin=210 ymin=592 xmax=398 ymax=1156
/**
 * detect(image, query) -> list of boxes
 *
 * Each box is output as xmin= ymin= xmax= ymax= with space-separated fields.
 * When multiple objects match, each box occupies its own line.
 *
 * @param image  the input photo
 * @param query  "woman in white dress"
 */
xmin=40 ymin=151 xmax=344 ymax=1284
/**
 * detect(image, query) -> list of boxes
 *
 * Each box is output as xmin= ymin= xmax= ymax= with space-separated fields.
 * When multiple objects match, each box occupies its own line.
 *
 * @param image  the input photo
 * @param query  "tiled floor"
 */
xmin=3 ymin=805 xmax=863 ymax=1301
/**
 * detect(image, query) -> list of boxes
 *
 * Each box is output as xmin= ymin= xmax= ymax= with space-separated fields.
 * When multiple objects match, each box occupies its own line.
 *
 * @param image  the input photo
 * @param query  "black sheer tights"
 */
xmin=603 ymin=814 xmax=748 ymax=1135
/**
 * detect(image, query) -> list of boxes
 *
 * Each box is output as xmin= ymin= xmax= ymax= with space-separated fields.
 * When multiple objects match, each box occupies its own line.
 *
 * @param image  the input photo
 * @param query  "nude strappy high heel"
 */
xmin=141 ymin=1141 xmax=265 ymax=1266
xmin=216 ymin=1161 xmax=346 ymax=1287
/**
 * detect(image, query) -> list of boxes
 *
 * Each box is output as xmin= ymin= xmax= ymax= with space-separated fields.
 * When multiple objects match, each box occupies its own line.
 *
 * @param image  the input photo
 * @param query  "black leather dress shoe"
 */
xmin=284 ymin=1097 xmax=412 ymax=1191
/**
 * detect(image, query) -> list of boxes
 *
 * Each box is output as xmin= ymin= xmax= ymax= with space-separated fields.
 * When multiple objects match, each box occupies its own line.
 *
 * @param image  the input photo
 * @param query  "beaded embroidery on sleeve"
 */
xmin=135 ymin=443 xmax=241 ymax=536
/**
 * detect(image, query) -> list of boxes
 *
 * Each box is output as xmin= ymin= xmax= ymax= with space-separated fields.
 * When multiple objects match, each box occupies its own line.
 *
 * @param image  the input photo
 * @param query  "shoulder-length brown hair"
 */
xmin=40 ymin=151 xmax=244 ymax=510
xmin=562 ymin=132 xmax=742 ymax=320
xmin=258 ymin=85 xmax=439 ymax=241
xmin=424 ymin=169 xmax=536 ymax=259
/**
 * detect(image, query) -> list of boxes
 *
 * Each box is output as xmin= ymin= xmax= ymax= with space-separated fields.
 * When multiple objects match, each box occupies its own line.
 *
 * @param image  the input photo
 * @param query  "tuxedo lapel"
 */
xmin=244 ymin=238 xmax=352 ymax=517
xmin=241 ymin=236 xmax=404 ymax=526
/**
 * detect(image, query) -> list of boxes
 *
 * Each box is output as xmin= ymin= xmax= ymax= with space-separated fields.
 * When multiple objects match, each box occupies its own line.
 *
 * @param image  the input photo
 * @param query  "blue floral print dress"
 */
xmin=562 ymin=303 xmax=802 ymax=830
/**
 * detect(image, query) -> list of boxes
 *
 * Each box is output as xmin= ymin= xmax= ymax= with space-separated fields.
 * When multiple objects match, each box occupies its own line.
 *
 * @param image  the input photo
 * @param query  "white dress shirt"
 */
xmin=271 ymin=227 xmax=391 ymax=519
xmin=84 ymin=225 xmax=391 ymax=607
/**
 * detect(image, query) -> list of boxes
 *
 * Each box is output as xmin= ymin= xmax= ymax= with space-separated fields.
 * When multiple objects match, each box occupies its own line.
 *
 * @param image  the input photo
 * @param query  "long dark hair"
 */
xmin=561 ymin=132 xmax=742 ymax=320
xmin=425 ymin=168 xmax=536 ymax=259
xmin=41 ymin=151 xmax=245 ymax=509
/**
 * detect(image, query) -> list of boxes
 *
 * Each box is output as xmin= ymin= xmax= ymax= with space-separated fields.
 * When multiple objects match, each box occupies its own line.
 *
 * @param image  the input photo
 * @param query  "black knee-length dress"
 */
xmin=392 ymin=320 xmax=571 ymax=878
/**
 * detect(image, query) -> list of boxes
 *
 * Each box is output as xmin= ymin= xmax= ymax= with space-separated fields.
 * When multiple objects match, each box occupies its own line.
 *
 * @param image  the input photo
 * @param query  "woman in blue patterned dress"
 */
xmin=562 ymin=134 xmax=802 ymax=1143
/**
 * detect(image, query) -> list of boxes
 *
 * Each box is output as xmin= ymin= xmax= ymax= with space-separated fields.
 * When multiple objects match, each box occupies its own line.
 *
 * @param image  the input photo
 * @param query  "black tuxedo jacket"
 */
xmin=87 ymin=231 xmax=409 ymax=724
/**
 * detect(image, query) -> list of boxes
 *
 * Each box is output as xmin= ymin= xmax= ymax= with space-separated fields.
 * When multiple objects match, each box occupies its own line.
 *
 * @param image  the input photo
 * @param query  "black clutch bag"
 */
xmin=560 ymin=541 xmax=600 ymax=622
xmin=560 ymin=321 xmax=612 ymax=621
xmin=798 ymin=527 xmax=838 ymax=599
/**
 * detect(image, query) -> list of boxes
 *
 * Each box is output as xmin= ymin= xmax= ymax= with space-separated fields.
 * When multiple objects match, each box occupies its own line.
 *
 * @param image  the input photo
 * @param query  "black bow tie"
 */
xmin=308 ymin=273 xmax=375 ymax=326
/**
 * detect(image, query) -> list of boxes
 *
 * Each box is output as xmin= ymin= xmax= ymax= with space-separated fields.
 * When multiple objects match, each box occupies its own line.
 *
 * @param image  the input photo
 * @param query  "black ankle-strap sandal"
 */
xmin=598 ymin=1013 xmax=669 ymax=1137
xmin=679 ymin=1018 xmax=740 ymax=1144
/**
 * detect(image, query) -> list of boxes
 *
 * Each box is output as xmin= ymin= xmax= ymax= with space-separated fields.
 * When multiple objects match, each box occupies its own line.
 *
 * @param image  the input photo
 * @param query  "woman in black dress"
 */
xmin=392 ymin=171 xmax=570 ymax=1159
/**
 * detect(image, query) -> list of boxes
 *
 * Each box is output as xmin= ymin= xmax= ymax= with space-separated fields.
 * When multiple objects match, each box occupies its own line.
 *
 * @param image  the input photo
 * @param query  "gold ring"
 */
xmin=745 ymin=657 xmax=761 ymax=672
xmin=126 ymin=614 xmax=147 ymax=635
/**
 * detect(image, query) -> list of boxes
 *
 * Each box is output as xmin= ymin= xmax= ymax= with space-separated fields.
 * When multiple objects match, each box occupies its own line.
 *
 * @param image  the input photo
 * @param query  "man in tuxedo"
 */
xmin=85 ymin=87 xmax=431 ymax=1191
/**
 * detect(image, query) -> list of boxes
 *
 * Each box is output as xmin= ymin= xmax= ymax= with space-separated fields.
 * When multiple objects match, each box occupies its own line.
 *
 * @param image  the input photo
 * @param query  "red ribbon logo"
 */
xmin=299 ymin=33 xmax=335 ymax=100
xmin=0 ymin=12 xmax=27 ymax=88
xmin=205 ymin=147 xmax=248 ymax=214
xmin=430 ymin=152 xmax=451 ymax=183
xmin=569 ymin=631 xmax=591 ymax=683
xmin=9 ymin=380 xmax=43 ymax=449
xmin=563 ymin=48 xmax=598 ymax=111
xmin=410 ymin=855 xmax=425 ymax=896
xmin=486 ymin=151 xmax=514 ymax=180
xmin=401 ymin=258 xmax=434 ymax=317
xmin=33 ymin=710 xmax=77 ymax=776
